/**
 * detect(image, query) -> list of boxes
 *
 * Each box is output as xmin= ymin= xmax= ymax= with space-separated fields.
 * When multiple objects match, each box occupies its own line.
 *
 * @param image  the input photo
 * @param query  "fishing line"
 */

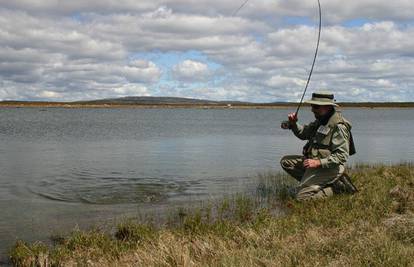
xmin=295 ymin=0 xmax=322 ymax=116
xmin=232 ymin=0 xmax=250 ymax=16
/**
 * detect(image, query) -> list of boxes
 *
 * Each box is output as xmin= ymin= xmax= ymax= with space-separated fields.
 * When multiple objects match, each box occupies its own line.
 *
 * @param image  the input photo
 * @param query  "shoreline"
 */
xmin=1 ymin=102 xmax=414 ymax=109
xmin=9 ymin=163 xmax=414 ymax=266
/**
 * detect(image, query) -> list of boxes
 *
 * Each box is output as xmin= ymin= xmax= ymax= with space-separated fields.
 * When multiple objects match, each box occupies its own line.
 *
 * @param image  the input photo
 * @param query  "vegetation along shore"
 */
xmin=9 ymin=163 xmax=414 ymax=266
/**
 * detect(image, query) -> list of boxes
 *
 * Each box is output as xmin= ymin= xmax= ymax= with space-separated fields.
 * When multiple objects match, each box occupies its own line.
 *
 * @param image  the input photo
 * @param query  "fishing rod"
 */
xmin=232 ymin=0 xmax=322 ymax=128
xmin=281 ymin=0 xmax=322 ymax=129
xmin=294 ymin=0 xmax=322 ymax=116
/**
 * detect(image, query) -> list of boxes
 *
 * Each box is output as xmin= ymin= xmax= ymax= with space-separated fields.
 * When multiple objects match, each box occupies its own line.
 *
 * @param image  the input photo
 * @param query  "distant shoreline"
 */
xmin=1 ymin=101 xmax=414 ymax=109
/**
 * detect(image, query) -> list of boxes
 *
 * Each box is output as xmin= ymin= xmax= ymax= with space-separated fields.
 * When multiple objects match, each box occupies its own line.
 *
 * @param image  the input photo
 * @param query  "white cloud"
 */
xmin=112 ymin=84 xmax=150 ymax=96
xmin=0 ymin=0 xmax=414 ymax=101
xmin=191 ymin=85 xmax=251 ymax=101
xmin=39 ymin=90 xmax=62 ymax=99
xmin=266 ymin=75 xmax=305 ymax=88
xmin=173 ymin=60 xmax=210 ymax=81
xmin=119 ymin=61 xmax=161 ymax=83
xmin=0 ymin=0 xmax=158 ymax=15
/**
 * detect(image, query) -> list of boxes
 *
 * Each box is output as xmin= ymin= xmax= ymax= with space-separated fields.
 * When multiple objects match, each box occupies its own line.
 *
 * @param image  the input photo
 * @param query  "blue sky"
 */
xmin=342 ymin=18 xmax=374 ymax=27
xmin=0 ymin=0 xmax=413 ymax=102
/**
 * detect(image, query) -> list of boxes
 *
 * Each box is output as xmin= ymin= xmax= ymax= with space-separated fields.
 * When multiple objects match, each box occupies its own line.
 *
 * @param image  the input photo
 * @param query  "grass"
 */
xmin=9 ymin=163 xmax=414 ymax=266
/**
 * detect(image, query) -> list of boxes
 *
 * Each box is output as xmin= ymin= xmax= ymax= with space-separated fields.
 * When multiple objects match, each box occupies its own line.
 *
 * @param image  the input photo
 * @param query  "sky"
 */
xmin=1 ymin=0 xmax=414 ymax=102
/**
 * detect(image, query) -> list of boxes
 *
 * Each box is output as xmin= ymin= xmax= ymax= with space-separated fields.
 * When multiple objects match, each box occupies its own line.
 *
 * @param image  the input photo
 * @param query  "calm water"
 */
xmin=1 ymin=107 xmax=413 ymax=259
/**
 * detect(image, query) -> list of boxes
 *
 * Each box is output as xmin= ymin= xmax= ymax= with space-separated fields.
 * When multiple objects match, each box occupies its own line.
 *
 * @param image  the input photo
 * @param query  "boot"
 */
xmin=332 ymin=173 xmax=358 ymax=194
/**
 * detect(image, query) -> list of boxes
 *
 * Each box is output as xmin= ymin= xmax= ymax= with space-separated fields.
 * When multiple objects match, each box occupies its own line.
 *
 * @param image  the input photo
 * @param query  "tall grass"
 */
xmin=9 ymin=164 xmax=414 ymax=266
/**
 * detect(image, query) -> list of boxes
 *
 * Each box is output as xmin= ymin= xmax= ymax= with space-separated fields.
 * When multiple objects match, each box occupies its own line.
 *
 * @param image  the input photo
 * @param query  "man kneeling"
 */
xmin=280 ymin=91 xmax=357 ymax=201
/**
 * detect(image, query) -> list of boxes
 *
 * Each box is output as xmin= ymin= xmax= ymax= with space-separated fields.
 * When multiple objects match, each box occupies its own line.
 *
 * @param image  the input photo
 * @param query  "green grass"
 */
xmin=9 ymin=163 xmax=414 ymax=266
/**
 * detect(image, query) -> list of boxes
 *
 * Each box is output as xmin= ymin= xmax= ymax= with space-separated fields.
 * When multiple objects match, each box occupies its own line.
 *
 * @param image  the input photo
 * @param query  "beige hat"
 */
xmin=304 ymin=91 xmax=338 ymax=106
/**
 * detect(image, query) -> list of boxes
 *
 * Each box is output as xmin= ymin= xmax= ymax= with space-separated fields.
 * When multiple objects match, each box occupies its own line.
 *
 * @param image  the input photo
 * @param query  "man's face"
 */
xmin=311 ymin=104 xmax=332 ymax=119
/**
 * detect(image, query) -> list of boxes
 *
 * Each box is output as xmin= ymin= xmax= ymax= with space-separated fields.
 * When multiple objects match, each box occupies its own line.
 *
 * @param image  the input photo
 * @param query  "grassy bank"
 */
xmin=10 ymin=164 xmax=414 ymax=266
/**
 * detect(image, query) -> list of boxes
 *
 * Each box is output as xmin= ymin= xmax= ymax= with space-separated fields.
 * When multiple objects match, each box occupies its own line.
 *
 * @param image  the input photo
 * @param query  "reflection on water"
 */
xmin=0 ymin=107 xmax=414 ymax=258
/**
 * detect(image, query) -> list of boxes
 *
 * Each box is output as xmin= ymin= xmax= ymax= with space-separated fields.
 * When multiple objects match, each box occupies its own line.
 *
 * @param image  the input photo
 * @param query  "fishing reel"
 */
xmin=280 ymin=120 xmax=292 ymax=129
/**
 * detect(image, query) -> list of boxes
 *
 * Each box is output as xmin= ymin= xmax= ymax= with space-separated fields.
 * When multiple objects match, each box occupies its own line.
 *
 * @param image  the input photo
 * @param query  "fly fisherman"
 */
xmin=280 ymin=91 xmax=357 ymax=200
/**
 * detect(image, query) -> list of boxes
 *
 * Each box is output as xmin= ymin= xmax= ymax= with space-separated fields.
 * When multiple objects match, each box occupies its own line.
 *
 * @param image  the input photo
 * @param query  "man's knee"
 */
xmin=296 ymin=185 xmax=333 ymax=201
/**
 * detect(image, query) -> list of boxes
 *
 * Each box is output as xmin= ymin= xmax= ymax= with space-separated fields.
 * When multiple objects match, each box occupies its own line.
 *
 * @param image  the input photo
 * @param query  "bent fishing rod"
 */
xmin=295 ymin=0 xmax=322 ymax=116
xmin=232 ymin=0 xmax=322 ymax=129
xmin=281 ymin=0 xmax=322 ymax=129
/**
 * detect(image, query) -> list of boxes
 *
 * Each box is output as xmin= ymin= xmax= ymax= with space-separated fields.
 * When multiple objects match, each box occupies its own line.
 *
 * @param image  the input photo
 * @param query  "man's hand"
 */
xmin=303 ymin=159 xmax=321 ymax=168
xmin=288 ymin=113 xmax=298 ymax=123
xmin=281 ymin=113 xmax=298 ymax=129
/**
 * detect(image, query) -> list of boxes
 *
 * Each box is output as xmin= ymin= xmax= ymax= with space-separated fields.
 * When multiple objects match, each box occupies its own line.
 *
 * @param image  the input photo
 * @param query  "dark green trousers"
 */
xmin=280 ymin=155 xmax=344 ymax=200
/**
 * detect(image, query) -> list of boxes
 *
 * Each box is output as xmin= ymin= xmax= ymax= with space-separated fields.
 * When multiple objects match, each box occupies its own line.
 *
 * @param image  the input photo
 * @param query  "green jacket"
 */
xmin=291 ymin=111 xmax=356 ymax=168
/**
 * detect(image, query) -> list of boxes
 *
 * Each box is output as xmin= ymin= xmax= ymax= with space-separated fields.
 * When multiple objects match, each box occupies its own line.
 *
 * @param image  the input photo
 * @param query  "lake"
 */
xmin=1 ymin=107 xmax=413 ymax=259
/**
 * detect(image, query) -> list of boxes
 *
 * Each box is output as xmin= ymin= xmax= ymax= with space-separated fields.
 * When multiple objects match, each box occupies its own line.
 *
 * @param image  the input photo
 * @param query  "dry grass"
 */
xmin=10 ymin=163 xmax=414 ymax=266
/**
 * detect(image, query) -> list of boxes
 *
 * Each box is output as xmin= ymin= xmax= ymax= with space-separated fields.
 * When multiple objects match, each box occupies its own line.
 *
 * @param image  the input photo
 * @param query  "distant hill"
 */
xmin=0 ymin=96 xmax=413 ymax=108
xmin=75 ymin=96 xmax=251 ymax=105
xmin=77 ymin=97 xmax=414 ymax=107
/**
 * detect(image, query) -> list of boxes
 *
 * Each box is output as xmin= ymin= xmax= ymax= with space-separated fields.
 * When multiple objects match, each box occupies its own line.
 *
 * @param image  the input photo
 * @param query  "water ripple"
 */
xmin=28 ymin=169 xmax=195 ymax=204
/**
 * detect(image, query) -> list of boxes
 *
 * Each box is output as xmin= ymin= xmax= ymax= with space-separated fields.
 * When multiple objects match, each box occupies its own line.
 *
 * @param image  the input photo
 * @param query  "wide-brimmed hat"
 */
xmin=304 ymin=91 xmax=338 ymax=106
